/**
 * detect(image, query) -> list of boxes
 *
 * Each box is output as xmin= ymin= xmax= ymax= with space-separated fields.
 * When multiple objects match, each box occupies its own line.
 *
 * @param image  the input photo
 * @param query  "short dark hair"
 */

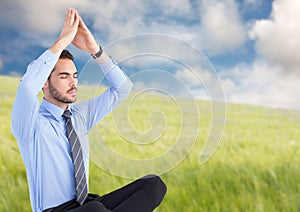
xmin=48 ymin=50 xmax=74 ymax=80
xmin=60 ymin=49 xmax=74 ymax=61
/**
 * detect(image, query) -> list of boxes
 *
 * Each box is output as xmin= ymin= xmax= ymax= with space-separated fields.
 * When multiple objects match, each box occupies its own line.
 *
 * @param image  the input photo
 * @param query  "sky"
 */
xmin=0 ymin=0 xmax=299 ymax=110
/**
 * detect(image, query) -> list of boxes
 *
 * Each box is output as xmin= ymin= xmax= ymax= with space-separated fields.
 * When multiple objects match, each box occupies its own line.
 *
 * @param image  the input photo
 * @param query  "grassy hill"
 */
xmin=1 ymin=75 xmax=300 ymax=211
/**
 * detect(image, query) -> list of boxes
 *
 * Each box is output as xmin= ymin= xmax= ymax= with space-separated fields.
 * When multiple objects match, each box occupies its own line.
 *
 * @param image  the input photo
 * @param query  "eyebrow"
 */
xmin=57 ymin=72 xmax=78 ymax=76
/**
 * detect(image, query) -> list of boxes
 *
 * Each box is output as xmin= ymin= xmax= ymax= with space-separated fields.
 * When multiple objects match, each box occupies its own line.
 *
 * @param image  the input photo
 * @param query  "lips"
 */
xmin=68 ymin=90 xmax=76 ymax=95
xmin=67 ymin=87 xmax=77 ymax=95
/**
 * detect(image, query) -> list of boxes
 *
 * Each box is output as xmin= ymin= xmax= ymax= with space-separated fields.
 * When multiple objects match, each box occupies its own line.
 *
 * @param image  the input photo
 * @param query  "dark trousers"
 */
xmin=44 ymin=174 xmax=167 ymax=212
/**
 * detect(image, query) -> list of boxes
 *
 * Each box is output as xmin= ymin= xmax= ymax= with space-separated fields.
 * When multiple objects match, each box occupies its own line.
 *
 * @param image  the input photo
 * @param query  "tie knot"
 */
xmin=63 ymin=110 xmax=71 ymax=119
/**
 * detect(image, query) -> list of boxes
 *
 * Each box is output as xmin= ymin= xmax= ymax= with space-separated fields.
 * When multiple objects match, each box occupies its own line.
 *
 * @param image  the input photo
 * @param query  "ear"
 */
xmin=43 ymin=80 xmax=49 ymax=90
xmin=42 ymin=79 xmax=49 ymax=94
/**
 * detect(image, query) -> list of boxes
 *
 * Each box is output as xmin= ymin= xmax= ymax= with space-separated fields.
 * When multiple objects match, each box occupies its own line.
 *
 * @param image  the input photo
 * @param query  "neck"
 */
xmin=43 ymin=96 xmax=68 ymax=110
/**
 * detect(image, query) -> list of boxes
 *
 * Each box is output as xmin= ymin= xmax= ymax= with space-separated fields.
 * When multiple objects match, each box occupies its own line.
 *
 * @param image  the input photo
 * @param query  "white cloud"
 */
xmin=87 ymin=0 xmax=198 ymax=46
xmin=250 ymin=0 xmax=300 ymax=75
xmin=9 ymin=71 xmax=22 ymax=77
xmin=0 ymin=56 xmax=3 ymax=71
xmin=152 ymin=0 xmax=192 ymax=17
xmin=175 ymin=68 xmax=201 ymax=87
xmin=174 ymin=67 xmax=214 ymax=100
xmin=198 ymin=0 xmax=246 ymax=55
xmin=0 ymin=0 xmax=246 ymax=56
xmin=0 ymin=0 xmax=66 ymax=35
xmin=220 ymin=61 xmax=300 ymax=110
xmin=218 ymin=0 xmax=300 ymax=110
xmin=1 ymin=0 xmax=296 ymax=110
xmin=1 ymin=0 xmax=193 ymax=39
xmin=244 ymin=0 xmax=262 ymax=6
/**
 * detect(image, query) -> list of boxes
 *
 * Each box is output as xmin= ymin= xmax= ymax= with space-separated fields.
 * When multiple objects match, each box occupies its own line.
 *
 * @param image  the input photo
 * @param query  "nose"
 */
xmin=69 ymin=76 xmax=77 ymax=87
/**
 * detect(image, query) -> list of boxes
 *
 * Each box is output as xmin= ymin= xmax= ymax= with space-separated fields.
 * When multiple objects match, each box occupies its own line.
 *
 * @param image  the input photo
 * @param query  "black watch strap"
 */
xmin=91 ymin=45 xmax=103 ymax=59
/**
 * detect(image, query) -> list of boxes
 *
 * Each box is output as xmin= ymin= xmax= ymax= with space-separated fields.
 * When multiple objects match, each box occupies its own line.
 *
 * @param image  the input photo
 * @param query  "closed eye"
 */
xmin=58 ymin=72 xmax=77 ymax=79
xmin=60 ymin=74 xmax=68 ymax=79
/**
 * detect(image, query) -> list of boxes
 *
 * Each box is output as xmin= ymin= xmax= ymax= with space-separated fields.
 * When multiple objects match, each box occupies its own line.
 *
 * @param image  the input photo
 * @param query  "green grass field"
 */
xmin=1 ymin=75 xmax=300 ymax=211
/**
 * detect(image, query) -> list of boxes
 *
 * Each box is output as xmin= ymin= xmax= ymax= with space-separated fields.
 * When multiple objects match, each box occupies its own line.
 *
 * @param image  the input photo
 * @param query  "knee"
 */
xmin=142 ymin=174 xmax=167 ymax=202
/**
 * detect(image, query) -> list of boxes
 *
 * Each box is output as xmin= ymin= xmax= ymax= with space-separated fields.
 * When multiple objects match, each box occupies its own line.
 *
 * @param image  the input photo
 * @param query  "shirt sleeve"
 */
xmin=11 ymin=50 xmax=58 ymax=144
xmin=74 ymin=58 xmax=133 ymax=132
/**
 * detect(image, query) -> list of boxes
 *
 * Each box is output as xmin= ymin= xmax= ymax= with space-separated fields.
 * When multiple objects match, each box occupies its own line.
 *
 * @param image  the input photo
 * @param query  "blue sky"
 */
xmin=0 ymin=0 xmax=299 ymax=110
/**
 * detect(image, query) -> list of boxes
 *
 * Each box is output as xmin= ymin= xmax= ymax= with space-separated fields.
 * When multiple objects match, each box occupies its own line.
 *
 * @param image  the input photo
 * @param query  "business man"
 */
xmin=11 ymin=8 xmax=166 ymax=212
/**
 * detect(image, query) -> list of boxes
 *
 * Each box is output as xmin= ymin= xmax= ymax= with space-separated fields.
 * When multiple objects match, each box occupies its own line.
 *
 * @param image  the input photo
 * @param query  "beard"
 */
xmin=48 ymin=80 xmax=77 ymax=104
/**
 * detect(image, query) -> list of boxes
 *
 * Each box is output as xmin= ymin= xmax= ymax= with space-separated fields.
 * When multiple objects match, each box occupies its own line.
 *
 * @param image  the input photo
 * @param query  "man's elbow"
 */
xmin=127 ymin=79 xmax=133 ymax=93
xmin=121 ymin=78 xmax=133 ymax=96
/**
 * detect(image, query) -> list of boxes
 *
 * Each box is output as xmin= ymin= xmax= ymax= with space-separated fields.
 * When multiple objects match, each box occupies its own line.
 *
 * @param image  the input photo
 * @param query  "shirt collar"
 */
xmin=41 ymin=98 xmax=72 ymax=121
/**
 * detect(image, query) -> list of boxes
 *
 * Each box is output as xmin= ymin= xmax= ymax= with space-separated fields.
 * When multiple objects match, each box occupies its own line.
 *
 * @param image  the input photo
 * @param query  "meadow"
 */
xmin=0 ymin=75 xmax=299 ymax=211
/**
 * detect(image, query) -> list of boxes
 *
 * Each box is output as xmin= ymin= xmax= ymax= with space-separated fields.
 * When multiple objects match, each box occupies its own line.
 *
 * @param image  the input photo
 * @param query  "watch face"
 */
xmin=111 ymin=57 xmax=118 ymax=65
xmin=92 ymin=46 xmax=103 ymax=59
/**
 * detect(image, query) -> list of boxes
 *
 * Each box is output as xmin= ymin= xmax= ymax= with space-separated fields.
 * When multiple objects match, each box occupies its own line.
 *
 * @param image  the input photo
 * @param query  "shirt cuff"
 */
xmin=38 ymin=50 xmax=59 ymax=69
xmin=97 ymin=57 xmax=118 ymax=75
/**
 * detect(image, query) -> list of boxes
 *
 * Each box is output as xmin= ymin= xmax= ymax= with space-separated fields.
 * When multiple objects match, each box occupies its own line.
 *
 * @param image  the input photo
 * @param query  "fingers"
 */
xmin=63 ymin=9 xmax=70 ymax=26
xmin=65 ymin=8 xmax=72 ymax=26
xmin=78 ymin=16 xmax=88 ymax=30
xmin=69 ymin=9 xmax=75 ymax=26
xmin=73 ymin=9 xmax=80 ymax=27
xmin=64 ymin=8 xmax=79 ymax=27
xmin=57 ymin=8 xmax=81 ymax=48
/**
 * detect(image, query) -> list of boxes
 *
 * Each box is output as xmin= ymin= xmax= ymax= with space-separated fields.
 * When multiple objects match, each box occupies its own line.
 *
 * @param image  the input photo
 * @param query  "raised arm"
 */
xmin=71 ymin=16 xmax=133 ymax=131
xmin=72 ymin=15 xmax=110 ymax=63
xmin=49 ymin=8 xmax=80 ymax=56
xmin=74 ymin=58 xmax=133 ymax=132
xmin=11 ymin=8 xmax=81 ymax=144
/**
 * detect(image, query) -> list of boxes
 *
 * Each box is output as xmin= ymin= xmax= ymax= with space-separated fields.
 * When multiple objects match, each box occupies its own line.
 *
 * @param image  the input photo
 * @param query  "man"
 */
xmin=11 ymin=8 xmax=166 ymax=212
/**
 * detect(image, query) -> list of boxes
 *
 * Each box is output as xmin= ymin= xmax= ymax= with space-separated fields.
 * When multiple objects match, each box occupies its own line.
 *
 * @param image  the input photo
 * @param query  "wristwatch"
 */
xmin=91 ymin=45 xmax=103 ymax=59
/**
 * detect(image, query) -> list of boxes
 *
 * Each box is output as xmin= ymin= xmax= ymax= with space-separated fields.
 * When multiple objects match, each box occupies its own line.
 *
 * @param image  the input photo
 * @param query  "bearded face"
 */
xmin=48 ymin=79 xmax=77 ymax=104
xmin=43 ymin=58 xmax=78 ymax=108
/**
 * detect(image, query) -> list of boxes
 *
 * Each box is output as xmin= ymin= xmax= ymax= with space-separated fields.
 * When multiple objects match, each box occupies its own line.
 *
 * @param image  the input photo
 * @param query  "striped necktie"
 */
xmin=63 ymin=110 xmax=88 ymax=205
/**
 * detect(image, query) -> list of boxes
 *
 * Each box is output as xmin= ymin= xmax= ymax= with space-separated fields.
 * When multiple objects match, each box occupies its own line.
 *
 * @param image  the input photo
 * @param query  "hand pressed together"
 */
xmin=50 ymin=8 xmax=100 ymax=57
xmin=72 ymin=16 xmax=99 ymax=54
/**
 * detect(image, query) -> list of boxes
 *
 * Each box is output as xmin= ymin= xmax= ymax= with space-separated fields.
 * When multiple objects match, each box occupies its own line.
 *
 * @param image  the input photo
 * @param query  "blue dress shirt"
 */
xmin=11 ymin=50 xmax=133 ymax=212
